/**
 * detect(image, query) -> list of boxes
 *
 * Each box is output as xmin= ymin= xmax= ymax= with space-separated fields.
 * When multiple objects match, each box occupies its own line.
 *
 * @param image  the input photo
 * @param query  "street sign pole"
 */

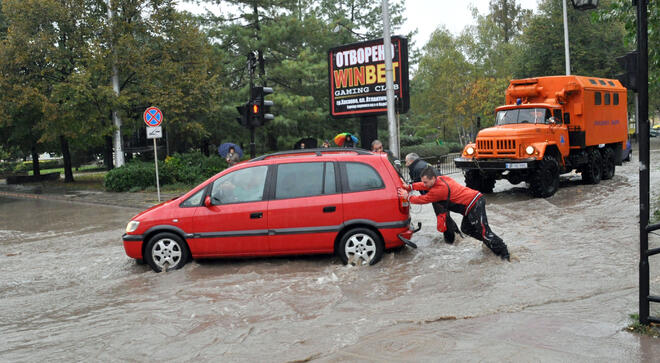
xmin=153 ymin=138 xmax=160 ymax=202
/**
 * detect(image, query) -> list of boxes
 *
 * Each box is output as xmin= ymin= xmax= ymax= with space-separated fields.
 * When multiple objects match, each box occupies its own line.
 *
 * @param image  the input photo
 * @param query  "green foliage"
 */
xmin=400 ymin=134 xmax=424 ymax=146
xmin=104 ymin=162 xmax=157 ymax=192
xmin=627 ymin=314 xmax=660 ymax=337
xmin=160 ymin=153 xmax=227 ymax=185
xmin=14 ymin=159 xmax=62 ymax=173
xmin=104 ymin=152 xmax=227 ymax=192
xmin=515 ymin=0 xmax=626 ymax=79
xmin=401 ymin=142 xmax=449 ymax=159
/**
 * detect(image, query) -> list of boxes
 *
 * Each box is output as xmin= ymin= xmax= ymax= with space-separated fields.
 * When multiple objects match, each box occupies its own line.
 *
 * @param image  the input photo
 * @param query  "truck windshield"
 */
xmin=496 ymin=108 xmax=551 ymax=125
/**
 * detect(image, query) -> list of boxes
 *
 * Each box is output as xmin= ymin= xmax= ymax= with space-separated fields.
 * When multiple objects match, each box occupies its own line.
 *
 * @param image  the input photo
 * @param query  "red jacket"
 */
xmin=408 ymin=176 xmax=482 ymax=232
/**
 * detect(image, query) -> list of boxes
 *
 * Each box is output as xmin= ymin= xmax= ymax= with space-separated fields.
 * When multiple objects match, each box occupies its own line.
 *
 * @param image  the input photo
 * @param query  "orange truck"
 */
xmin=454 ymin=75 xmax=628 ymax=198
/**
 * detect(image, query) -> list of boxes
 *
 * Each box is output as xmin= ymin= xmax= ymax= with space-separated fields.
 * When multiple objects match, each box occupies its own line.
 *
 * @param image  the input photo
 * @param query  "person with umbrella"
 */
xmin=218 ymin=143 xmax=243 ymax=166
xmin=334 ymin=133 xmax=358 ymax=148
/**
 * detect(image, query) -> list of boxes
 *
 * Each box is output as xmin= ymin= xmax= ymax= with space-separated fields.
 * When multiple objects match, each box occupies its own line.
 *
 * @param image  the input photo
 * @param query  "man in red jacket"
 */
xmin=398 ymin=166 xmax=510 ymax=261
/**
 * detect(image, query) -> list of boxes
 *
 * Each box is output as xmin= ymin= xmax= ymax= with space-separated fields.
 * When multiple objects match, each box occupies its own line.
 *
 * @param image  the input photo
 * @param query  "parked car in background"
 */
xmin=650 ymin=125 xmax=660 ymax=137
xmin=122 ymin=148 xmax=416 ymax=272
xmin=623 ymin=140 xmax=632 ymax=162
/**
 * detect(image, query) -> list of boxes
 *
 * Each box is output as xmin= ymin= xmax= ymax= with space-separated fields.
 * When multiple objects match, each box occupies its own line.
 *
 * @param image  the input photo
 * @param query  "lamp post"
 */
xmin=563 ymin=0 xmax=599 ymax=75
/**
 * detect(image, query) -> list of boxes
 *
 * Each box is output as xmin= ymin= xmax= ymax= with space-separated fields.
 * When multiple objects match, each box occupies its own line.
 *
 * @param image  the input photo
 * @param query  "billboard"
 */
xmin=328 ymin=36 xmax=409 ymax=118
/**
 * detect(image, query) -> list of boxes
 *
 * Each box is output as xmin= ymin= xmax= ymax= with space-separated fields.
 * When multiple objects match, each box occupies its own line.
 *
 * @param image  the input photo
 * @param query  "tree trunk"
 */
xmin=30 ymin=145 xmax=40 ymax=177
xmin=60 ymin=135 xmax=74 ymax=182
xmin=104 ymin=135 xmax=114 ymax=170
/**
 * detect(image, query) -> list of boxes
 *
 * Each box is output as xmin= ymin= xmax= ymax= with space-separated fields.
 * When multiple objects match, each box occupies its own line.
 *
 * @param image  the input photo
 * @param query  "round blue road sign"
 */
xmin=143 ymin=107 xmax=163 ymax=127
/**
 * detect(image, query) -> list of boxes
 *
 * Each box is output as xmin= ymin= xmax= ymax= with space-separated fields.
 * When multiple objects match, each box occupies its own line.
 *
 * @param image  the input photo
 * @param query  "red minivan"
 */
xmin=122 ymin=148 xmax=416 ymax=272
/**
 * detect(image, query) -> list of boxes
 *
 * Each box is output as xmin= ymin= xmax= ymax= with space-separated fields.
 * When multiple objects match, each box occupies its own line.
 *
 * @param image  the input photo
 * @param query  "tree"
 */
xmin=202 ymin=0 xmax=407 ymax=152
xmin=409 ymin=28 xmax=472 ymax=141
xmin=515 ymin=0 xmax=626 ymax=79
xmin=597 ymin=0 xmax=660 ymax=114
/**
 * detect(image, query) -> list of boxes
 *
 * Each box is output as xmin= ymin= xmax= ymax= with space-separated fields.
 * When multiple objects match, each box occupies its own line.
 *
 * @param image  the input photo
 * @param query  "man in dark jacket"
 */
xmin=398 ymin=166 xmax=510 ymax=261
xmin=405 ymin=153 xmax=460 ymax=243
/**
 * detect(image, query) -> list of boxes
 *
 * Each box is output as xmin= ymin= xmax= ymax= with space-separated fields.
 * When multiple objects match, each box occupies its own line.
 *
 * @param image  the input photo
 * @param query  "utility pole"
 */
xmin=562 ymin=0 xmax=571 ymax=75
xmin=106 ymin=0 xmax=124 ymax=167
xmin=382 ymin=0 xmax=399 ymax=159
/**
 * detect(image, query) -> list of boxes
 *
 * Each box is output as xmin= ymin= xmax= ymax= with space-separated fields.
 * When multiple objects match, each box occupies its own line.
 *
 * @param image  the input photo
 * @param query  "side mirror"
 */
xmin=204 ymin=195 xmax=212 ymax=207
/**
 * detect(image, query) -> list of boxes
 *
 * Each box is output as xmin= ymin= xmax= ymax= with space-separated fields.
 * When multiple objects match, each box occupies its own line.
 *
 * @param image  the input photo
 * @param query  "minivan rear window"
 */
xmin=344 ymin=162 xmax=384 ymax=192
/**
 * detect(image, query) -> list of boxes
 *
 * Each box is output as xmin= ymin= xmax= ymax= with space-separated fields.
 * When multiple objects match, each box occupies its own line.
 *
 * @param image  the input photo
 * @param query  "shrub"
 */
xmin=14 ymin=159 xmax=62 ymax=172
xmin=104 ymin=162 xmax=156 ymax=192
xmin=401 ymin=142 xmax=450 ymax=160
xmin=400 ymin=134 xmax=424 ymax=146
xmin=104 ymin=153 xmax=228 ymax=192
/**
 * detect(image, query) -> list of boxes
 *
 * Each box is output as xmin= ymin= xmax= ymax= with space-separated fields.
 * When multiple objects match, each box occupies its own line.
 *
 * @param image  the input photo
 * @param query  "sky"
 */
xmin=401 ymin=0 xmax=540 ymax=48
xmin=177 ymin=0 xmax=540 ymax=51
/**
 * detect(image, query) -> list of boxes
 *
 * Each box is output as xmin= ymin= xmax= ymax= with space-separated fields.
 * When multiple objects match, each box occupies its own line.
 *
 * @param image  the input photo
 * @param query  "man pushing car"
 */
xmin=397 ymin=166 xmax=510 ymax=261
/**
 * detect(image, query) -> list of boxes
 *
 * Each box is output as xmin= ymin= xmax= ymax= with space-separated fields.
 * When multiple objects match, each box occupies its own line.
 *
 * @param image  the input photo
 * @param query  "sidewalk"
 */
xmin=0 ymin=180 xmax=176 ymax=210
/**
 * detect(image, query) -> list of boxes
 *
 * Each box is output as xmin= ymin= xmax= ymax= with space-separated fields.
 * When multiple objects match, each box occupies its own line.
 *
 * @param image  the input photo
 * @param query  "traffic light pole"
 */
xmin=248 ymin=52 xmax=257 ymax=159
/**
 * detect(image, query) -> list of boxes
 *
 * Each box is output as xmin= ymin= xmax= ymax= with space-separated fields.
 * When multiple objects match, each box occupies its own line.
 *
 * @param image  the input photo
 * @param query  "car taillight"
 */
xmin=398 ymin=195 xmax=409 ymax=214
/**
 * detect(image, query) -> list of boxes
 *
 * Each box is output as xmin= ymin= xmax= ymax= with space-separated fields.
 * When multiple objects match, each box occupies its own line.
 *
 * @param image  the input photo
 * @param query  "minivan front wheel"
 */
xmin=338 ymin=228 xmax=384 ymax=266
xmin=144 ymin=232 xmax=190 ymax=272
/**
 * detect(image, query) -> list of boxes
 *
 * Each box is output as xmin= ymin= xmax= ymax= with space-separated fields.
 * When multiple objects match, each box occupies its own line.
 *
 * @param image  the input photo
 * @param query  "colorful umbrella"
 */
xmin=218 ymin=142 xmax=244 ymax=158
xmin=333 ymin=133 xmax=359 ymax=147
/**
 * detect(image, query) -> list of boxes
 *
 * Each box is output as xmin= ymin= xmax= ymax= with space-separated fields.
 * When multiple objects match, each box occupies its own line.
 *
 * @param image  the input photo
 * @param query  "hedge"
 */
xmin=14 ymin=159 xmax=62 ymax=172
xmin=104 ymin=153 xmax=228 ymax=192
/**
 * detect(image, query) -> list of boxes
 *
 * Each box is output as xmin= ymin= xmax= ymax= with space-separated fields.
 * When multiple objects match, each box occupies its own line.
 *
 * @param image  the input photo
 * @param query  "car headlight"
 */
xmin=525 ymin=145 xmax=535 ymax=155
xmin=466 ymin=146 xmax=475 ymax=155
xmin=126 ymin=221 xmax=140 ymax=233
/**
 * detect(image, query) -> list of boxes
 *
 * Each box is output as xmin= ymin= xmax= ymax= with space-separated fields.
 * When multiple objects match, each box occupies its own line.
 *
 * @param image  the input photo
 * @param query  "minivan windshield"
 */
xmin=496 ymin=108 xmax=551 ymax=125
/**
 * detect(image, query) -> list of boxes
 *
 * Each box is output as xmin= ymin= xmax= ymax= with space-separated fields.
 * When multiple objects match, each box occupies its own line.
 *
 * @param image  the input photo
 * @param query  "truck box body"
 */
xmin=455 ymin=75 xmax=628 ymax=198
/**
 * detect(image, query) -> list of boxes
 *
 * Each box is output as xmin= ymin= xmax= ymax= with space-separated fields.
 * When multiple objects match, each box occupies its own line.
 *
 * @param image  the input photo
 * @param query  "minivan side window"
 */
xmin=275 ymin=162 xmax=334 ymax=199
xmin=180 ymin=188 xmax=206 ymax=207
xmin=344 ymin=162 xmax=384 ymax=192
xmin=210 ymin=165 xmax=268 ymax=204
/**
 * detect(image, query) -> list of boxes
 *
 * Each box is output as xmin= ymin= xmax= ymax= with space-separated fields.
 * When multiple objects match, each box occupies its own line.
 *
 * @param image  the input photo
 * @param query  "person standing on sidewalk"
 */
xmin=398 ymin=166 xmax=510 ymax=261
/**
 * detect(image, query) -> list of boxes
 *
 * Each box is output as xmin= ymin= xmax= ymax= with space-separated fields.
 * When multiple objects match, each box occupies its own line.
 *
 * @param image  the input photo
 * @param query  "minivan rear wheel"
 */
xmin=338 ymin=228 xmax=384 ymax=266
xmin=144 ymin=232 xmax=190 ymax=272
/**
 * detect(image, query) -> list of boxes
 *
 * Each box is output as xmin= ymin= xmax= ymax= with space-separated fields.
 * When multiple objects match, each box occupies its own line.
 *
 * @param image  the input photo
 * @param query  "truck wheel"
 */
xmin=529 ymin=155 xmax=559 ymax=198
xmin=464 ymin=170 xmax=495 ymax=194
xmin=601 ymin=148 xmax=615 ymax=180
xmin=581 ymin=149 xmax=602 ymax=185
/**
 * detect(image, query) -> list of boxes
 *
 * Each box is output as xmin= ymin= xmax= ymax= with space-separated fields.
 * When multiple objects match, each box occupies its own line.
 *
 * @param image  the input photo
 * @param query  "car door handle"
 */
xmin=323 ymin=206 xmax=336 ymax=213
xmin=250 ymin=212 xmax=263 ymax=219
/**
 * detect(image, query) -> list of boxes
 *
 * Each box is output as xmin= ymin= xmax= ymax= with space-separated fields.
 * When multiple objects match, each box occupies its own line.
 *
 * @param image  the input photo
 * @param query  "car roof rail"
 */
xmin=250 ymin=148 xmax=373 ymax=161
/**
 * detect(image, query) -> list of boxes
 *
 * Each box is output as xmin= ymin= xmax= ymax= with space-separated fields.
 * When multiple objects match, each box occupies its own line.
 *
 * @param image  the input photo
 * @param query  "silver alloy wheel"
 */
xmin=151 ymin=238 xmax=182 ymax=270
xmin=344 ymin=233 xmax=377 ymax=265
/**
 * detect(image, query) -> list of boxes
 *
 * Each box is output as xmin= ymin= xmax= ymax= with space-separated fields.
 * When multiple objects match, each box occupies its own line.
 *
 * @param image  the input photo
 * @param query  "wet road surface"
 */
xmin=2 ymin=149 xmax=660 ymax=361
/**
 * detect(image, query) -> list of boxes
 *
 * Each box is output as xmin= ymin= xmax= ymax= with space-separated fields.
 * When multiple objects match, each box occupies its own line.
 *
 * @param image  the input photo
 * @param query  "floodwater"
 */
xmin=2 ymin=150 xmax=660 ymax=361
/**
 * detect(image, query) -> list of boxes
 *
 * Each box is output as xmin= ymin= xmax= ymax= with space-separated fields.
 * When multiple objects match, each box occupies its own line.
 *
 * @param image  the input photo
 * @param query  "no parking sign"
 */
xmin=144 ymin=107 xmax=163 ymax=139
xmin=144 ymin=106 xmax=163 ymax=201
xmin=143 ymin=106 xmax=163 ymax=127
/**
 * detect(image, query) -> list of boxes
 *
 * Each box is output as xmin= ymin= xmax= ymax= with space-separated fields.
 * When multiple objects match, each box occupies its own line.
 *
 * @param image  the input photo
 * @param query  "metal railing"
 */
xmin=398 ymin=152 xmax=462 ymax=183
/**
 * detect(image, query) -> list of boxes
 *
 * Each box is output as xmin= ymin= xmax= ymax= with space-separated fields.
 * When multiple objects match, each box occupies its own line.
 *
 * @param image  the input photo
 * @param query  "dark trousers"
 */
xmin=460 ymin=198 xmax=509 ymax=258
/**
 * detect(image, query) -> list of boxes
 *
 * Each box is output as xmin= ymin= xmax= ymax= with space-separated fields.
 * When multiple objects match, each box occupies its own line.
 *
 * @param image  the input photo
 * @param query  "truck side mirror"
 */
xmin=563 ymin=113 xmax=571 ymax=124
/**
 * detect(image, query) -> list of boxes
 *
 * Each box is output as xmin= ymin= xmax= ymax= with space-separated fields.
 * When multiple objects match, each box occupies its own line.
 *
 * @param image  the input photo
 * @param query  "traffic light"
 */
xmin=236 ymin=102 xmax=249 ymax=127
xmin=616 ymin=51 xmax=638 ymax=92
xmin=250 ymin=86 xmax=275 ymax=125
xmin=248 ymin=99 xmax=261 ymax=127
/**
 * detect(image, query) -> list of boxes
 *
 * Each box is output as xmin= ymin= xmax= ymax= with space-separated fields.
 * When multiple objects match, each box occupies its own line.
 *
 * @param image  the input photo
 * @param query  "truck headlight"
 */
xmin=525 ymin=145 xmax=535 ymax=155
xmin=126 ymin=221 xmax=140 ymax=233
xmin=466 ymin=146 xmax=475 ymax=155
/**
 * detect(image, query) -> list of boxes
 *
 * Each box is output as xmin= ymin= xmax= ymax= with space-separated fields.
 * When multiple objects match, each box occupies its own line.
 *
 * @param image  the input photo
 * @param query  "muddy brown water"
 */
xmin=2 ymin=149 xmax=660 ymax=361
